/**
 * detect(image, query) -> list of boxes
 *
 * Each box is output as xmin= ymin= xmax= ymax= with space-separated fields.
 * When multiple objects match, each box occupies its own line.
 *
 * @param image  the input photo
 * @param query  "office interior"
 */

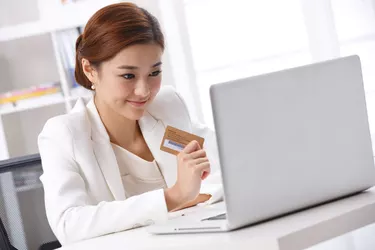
xmin=0 ymin=0 xmax=375 ymax=249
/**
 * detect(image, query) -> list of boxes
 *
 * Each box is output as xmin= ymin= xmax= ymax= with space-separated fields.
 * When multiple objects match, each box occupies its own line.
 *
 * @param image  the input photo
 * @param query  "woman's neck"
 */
xmin=94 ymin=96 xmax=140 ymax=147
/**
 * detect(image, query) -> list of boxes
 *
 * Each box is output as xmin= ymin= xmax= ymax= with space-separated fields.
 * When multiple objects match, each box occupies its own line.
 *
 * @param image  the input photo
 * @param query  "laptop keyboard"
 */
xmin=202 ymin=213 xmax=227 ymax=221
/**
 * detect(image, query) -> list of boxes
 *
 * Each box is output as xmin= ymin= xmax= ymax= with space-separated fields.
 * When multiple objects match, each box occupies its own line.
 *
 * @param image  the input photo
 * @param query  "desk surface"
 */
xmin=59 ymin=188 xmax=375 ymax=250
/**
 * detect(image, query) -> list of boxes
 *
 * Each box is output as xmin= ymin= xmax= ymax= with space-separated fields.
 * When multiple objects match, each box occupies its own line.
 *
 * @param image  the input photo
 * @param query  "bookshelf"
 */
xmin=0 ymin=0 xmax=110 ymax=160
xmin=0 ymin=1 xmax=118 ymax=249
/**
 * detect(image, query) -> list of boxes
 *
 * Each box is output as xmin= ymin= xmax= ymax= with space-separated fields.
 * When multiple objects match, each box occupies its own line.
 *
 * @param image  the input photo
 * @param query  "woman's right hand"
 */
xmin=164 ymin=140 xmax=211 ymax=211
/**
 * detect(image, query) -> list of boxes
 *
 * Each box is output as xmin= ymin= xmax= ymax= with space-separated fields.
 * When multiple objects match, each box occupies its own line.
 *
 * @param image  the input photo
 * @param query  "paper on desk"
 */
xmin=206 ymin=186 xmax=224 ymax=204
xmin=200 ymin=183 xmax=224 ymax=205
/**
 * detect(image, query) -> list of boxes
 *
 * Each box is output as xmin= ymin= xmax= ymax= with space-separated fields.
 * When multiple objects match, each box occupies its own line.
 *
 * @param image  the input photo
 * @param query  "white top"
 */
xmin=111 ymin=143 xmax=167 ymax=198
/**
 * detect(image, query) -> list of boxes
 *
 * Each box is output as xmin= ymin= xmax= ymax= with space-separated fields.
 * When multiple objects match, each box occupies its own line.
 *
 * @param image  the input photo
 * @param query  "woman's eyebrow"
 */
xmin=117 ymin=62 xmax=162 ymax=70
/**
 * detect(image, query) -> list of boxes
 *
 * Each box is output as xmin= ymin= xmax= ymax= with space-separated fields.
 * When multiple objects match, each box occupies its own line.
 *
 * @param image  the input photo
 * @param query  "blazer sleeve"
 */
xmin=173 ymin=91 xmax=224 ymax=204
xmin=38 ymin=118 xmax=168 ymax=245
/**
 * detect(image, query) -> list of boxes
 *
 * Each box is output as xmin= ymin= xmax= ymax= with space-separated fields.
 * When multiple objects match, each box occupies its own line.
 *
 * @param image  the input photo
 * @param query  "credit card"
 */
xmin=160 ymin=126 xmax=205 ymax=155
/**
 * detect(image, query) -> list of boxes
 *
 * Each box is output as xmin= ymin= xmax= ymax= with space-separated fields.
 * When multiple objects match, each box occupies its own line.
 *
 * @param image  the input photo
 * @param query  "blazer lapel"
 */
xmin=86 ymin=100 xmax=126 ymax=201
xmin=139 ymin=112 xmax=178 ymax=188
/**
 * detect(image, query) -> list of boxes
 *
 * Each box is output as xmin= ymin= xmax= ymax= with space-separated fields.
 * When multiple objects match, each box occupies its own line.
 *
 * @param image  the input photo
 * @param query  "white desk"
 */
xmin=59 ymin=188 xmax=375 ymax=250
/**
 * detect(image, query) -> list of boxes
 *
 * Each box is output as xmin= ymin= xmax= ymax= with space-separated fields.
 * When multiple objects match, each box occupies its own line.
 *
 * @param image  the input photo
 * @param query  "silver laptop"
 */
xmin=148 ymin=55 xmax=375 ymax=234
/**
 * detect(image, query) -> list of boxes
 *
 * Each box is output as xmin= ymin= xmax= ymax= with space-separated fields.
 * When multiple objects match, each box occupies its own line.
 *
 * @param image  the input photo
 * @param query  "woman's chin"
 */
xmin=123 ymin=109 xmax=146 ymax=121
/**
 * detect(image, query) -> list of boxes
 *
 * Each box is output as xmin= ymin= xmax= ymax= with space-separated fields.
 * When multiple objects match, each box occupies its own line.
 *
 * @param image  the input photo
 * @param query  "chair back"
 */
xmin=0 ymin=154 xmax=59 ymax=250
xmin=0 ymin=216 xmax=15 ymax=250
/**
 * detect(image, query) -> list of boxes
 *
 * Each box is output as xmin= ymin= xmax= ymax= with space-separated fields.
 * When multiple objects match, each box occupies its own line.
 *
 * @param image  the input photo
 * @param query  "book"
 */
xmin=0 ymin=83 xmax=60 ymax=104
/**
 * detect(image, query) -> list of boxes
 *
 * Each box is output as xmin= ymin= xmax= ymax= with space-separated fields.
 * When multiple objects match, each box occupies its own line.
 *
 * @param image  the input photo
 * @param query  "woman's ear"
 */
xmin=82 ymin=58 xmax=99 ymax=84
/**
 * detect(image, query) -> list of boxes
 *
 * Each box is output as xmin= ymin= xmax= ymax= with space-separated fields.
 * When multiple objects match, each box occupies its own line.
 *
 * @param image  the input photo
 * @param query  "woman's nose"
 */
xmin=134 ymin=80 xmax=150 ymax=98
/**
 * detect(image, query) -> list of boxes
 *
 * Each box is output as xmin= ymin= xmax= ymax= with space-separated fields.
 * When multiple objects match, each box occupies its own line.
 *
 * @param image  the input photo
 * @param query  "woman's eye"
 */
xmin=149 ymin=70 xmax=162 ymax=77
xmin=122 ymin=74 xmax=135 ymax=79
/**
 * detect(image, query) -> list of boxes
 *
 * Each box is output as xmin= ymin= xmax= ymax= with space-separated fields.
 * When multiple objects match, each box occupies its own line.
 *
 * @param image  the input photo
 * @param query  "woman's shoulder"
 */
xmin=147 ymin=85 xmax=192 ymax=125
xmin=39 ymin=99 xmax=90 ymax=140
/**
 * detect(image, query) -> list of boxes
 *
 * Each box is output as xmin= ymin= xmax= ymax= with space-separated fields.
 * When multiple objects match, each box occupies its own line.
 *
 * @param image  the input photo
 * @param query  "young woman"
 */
xmin=38 ymin=2 xmax=221 ymax=245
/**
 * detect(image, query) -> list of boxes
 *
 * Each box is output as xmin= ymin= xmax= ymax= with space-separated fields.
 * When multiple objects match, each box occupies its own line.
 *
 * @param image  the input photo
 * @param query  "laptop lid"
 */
xmin=210 ymin=55 xmax=375 ymax=229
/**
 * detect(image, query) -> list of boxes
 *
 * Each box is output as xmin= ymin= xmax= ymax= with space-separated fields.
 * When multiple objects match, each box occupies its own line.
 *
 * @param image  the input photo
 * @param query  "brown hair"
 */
xmin=75 ymin=3 xmax=165 ymax=90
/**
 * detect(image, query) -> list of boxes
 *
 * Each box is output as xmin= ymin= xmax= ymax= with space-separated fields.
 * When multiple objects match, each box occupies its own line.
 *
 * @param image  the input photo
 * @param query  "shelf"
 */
xmin=0 ymin=20 xmax=82 ymax=42
xmin=0 ymin=0 xmax=120 ymax=42
xmin=16 ymin=183 xmax=42 ymax=192
xmin=0 ymin=87 xmax=93 ymax=116
xmin=0 ymin=93 xmax=66 ymax=115
xmin=0 ymin=21 xmax=44 ymax=42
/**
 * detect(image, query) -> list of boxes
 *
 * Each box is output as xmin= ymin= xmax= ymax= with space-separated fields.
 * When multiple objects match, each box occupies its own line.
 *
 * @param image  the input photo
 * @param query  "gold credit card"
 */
xmin=160 ymin=126 xmax=205 ymax=155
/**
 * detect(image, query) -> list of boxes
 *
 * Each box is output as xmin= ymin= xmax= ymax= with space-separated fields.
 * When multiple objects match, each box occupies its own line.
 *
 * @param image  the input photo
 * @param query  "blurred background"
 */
xmin=0 ymin=0 xmax=375 ymax=159
xmin=0 ymin=0 xmax=375 ymax=249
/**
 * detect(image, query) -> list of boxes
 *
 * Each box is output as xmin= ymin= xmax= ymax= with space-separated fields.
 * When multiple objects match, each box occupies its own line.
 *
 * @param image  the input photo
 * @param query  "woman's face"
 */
xmin=85 ymin=43 xmax=163 ymax=120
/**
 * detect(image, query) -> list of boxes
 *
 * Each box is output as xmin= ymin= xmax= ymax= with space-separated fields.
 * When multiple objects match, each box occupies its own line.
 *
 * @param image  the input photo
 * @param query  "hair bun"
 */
xmin=76 ymin=34 xmax=84 ymax=52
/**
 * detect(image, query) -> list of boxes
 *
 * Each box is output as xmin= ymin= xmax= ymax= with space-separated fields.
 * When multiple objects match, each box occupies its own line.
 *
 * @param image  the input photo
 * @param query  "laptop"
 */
xmin=148 ymin=55 xmax=375 ymax=234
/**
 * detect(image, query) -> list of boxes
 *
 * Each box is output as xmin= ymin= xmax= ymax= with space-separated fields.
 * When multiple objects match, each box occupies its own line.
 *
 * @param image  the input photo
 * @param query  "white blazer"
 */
xmin=38 ymin=86 xmax=222 ymax=245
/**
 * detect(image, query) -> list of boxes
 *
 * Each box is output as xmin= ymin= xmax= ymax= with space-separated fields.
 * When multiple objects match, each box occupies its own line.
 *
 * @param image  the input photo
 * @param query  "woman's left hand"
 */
xmin=177 ymin=193 xmax=212 ymax=210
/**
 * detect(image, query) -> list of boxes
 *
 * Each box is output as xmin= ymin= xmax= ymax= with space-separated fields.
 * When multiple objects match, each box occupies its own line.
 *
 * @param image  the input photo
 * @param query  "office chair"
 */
xmin=38 ymin=241 xmax=61 ymax=250
xmin=0 ymin=216 xmax=17 ymax=250
xmin=0 ymin=154 xmax=61 ymax=250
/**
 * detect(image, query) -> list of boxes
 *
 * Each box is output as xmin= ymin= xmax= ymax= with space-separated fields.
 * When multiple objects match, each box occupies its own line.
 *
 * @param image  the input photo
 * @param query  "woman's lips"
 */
xmin=127 ymin=100 xmax=148 ymax=108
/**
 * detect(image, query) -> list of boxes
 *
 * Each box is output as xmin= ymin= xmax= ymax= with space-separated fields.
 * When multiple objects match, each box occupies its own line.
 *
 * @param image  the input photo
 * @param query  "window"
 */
xmin=183 ymin=0 xmax=375 ymax=138
xmin=332 ymin=0 xmax=375 ymax=132
xmin=184 ymin=0 xmax=311 ymax=128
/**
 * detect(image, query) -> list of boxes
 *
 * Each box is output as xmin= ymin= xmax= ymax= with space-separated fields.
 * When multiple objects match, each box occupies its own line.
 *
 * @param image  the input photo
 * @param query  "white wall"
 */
xmin=0 ymin=0 xmax=39 ymax=27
